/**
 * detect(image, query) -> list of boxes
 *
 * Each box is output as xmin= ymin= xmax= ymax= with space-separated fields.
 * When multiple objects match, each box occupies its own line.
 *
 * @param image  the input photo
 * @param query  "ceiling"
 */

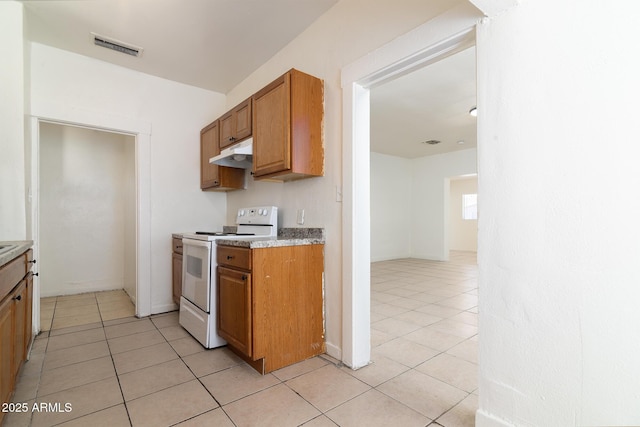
xmin=20 ymin=0 xmax=476 ymax=159
xmin=20 ymin=0 xmax=338 ymax=94
xmin=370 ymin=46 xmax=477 ymax=158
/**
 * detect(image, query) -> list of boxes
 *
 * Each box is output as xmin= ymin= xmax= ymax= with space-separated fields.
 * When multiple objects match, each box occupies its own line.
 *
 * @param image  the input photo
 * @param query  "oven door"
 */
xmin=181 ymin=238 xmax=211 ymax=313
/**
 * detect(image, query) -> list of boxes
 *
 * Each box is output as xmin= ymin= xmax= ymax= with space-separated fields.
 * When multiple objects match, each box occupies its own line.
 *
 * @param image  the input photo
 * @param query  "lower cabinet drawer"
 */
xmin=217 ymin=246 xmax=251 ymax=270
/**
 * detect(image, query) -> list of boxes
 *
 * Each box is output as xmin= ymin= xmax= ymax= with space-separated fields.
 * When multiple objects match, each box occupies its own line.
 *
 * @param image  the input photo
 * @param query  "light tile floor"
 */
xmin=7 ymin=253 xmax=477 ymax=427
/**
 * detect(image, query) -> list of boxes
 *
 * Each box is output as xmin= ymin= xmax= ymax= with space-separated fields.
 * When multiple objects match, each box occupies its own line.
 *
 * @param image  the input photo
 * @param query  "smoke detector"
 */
xmin=92 ymin=33 xmax=143 ymax=57
xmin=422 ymin=139 xmax=441 ymax=145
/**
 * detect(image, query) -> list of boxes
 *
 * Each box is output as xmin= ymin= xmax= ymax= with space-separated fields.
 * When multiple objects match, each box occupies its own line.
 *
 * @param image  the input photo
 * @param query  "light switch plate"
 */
xmin=297 ymin=209 xmax=305 ymax=225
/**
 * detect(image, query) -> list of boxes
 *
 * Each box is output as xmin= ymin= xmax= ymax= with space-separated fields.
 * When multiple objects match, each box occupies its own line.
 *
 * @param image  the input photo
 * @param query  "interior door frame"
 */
xmin=28 ymin=111 xmax=152 ymax=333
xmin=340 ymin=4 xmax=480 ymax=368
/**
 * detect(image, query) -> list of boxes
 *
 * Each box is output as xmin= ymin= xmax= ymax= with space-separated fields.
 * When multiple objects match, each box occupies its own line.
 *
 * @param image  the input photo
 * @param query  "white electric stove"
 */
xmin=179 ymin=206 xmax=278 ymax=348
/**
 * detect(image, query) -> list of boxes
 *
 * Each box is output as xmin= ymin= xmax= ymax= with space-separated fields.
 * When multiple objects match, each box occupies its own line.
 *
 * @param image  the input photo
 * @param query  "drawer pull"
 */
xmin=227 ymin=255 xmax=235 ymax=260
xmin=176 ymin=245 xmax=183 ymax=249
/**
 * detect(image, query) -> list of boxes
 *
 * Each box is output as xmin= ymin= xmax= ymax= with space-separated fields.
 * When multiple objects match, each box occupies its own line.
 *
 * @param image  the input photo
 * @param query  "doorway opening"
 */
xmin=448 ymin=174 xmax=478 ymax=256
xmin=340 ymin=9 xmax=480 ymax=369
xmin=365 ymin=42 xmax=479 ymax=419
xmin=38 ymin=123 xmax=136 ymax=329
xmin=28 ymin=115 xmax=152 ymax=334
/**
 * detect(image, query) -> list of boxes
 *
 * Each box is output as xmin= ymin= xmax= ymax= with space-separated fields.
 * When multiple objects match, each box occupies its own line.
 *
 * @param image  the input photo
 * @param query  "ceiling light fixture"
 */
xmin=469 ymin=106 xmax=477 ymax=117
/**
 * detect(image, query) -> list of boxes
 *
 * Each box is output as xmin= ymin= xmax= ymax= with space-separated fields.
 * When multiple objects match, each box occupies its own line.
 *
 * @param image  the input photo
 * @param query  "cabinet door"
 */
xmin=220 ymin=98 xmax=252 ymax=150
xmin=24 ymin=273 xmax=33 ymax=357
xmin=0 ymin=295 xmax=14 ymax=411
xmin=217 ymin=267 xmax=252 ymax=357
xmin=253 ymin=73 xmax=291 ymax=177
xmin=219 ymin=111 xmax=234 ymax=149
xmin=13 ymin=280 xmax=27 ymax=374
xmin=201 ymin=121 xmax=221 ymax=189
xmin=233 ymin=98 xmax=252 ymax=142
xmin=201 ymin=121 xmax=245 ymax=191
xmin=172 ymin=252 xmax=182 ymax=305
xmin=25 ymin=251 xmax=33 ymax=355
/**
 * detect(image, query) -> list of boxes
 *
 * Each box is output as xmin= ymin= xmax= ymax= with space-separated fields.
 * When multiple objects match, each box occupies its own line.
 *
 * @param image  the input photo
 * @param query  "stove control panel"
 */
xmin=236 ymin=206 xmax=278 ymax=225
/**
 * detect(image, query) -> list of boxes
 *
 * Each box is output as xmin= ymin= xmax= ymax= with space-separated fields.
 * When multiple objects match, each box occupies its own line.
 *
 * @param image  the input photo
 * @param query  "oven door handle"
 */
xmin=182 ymin=238 xmax=211 ymax=248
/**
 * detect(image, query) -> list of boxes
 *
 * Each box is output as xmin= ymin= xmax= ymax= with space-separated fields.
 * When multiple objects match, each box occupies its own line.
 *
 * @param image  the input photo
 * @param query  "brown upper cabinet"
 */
xmin=219 ymin=97 xmax=252 ymax=150
xmin=200 ymin=120 xmax=245 ymax=191
xmin=252 ymin=69 xmax=324 ymax=181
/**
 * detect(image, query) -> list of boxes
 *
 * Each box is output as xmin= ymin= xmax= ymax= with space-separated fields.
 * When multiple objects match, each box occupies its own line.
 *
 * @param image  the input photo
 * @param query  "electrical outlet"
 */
xmin=297 ymin=209 xmax=305 ymax=225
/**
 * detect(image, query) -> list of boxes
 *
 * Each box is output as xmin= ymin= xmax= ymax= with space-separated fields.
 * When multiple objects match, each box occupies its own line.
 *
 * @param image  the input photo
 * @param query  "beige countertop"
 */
xmin=216 ymin=228 xmax=325 ymax=249
xmin=216 ymin=236 xmax=325 ymax=249
xmin=0 ymin=240 xmax=33 ymax=267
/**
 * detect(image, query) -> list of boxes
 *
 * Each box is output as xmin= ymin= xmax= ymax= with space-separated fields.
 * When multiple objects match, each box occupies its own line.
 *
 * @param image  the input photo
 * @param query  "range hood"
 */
xmin=209 ymin=138 xmax=252 ymax=169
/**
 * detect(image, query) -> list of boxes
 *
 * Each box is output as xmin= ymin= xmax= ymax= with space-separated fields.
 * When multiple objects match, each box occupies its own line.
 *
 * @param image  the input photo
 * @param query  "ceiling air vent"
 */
xmin=422 ymin=139 xmax=441 ymax=145
xmin=92 ymin=33 xmax=143 ymax=57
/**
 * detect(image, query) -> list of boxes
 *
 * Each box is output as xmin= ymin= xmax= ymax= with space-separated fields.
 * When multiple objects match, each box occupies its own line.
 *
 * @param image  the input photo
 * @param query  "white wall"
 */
xmin=223 ymin=0 xmax=468 ymax=358
xmin=370 ymin=151 xmax=478 ymax=261
xmin=370 ymin=152 xmax=412 ymax=262
xmin=0 ymin=2 xmax=26 ymax=240
xmin=412 ymin=149 xmax=477 ymax=260
xmin=29 ymin=42 xmax=228 ymax=313
xmin=449 ymin=177 xmax=477 ymax=252
xmin=39 ymin=123 xmax=135 ymax=297
xmin=476 ymin=0 xmax=640 ymax=425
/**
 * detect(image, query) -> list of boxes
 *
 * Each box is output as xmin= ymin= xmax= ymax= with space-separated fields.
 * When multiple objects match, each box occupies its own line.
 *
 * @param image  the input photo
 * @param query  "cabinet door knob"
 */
xmin=28 ymin=259 xmax=37 ymax=264
xmin=13 ymin=294 xmax=22 ymax=301
xmin=228 ymin=136 xmax=236 ymax=142
xmin=241 ymin=275 xmax=247 ymax=281
xmin=227 ymin=255 xmax=234 ymax=260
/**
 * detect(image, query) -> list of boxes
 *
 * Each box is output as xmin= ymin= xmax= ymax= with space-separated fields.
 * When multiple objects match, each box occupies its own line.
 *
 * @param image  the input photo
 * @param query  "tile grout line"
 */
xmin=100 ymin=297 xmax=135 ymax=427
xmin=28 ymin=254 xmax=477 ymax=426
xmin=148 ymin=315 xmax=230 ymax=427
xmin=35 ymin=292 xmax=136 ymax=426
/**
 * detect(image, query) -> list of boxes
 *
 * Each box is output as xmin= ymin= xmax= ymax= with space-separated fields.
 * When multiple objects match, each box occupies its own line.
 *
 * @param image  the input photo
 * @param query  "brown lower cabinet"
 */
xmin=172 ymin=236 xmax=183 ymax=305
xmin=0 ymin=249 xmax=34 ymax=423
xmin=217 ymin=244 xmax=325 ymax=374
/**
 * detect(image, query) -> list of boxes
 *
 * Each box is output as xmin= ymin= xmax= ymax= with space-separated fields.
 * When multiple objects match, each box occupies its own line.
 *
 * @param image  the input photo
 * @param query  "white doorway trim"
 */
xmin=29 ymin=108 xmax=152 ymax=333
xmin=340 ymin=3 xmax=481 ymax=369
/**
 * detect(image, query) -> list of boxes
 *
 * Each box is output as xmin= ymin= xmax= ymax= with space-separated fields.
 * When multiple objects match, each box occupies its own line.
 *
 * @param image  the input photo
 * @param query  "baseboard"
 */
xmin=475 ymin=409 xmax=515 ymax=427
xmin=151 ymin=303 xmax=179 ymax=316
xmin=40 ymin=284 xmax=124 ymax=298
xmin=124 ymin=288 xmax=136 ymax=305
xmin=324 ymin=341 xmax=342 ymax=361
xmin=370 ymin=253 xmax=412 ymax=262
xmin=411 ymin=253 xmax=448 ymax=261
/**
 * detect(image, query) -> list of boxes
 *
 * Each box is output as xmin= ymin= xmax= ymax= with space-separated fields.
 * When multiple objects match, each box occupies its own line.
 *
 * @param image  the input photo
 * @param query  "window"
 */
xmin=462 ymin=193 xmax=477 ymax=220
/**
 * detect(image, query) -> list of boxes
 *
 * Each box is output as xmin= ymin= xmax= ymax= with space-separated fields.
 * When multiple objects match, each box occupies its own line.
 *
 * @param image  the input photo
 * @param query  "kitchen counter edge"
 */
xmin=217 ymin=228 xmax=325 ymax=249
xmin=0 ymin=241 xmax=34 ymax=267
